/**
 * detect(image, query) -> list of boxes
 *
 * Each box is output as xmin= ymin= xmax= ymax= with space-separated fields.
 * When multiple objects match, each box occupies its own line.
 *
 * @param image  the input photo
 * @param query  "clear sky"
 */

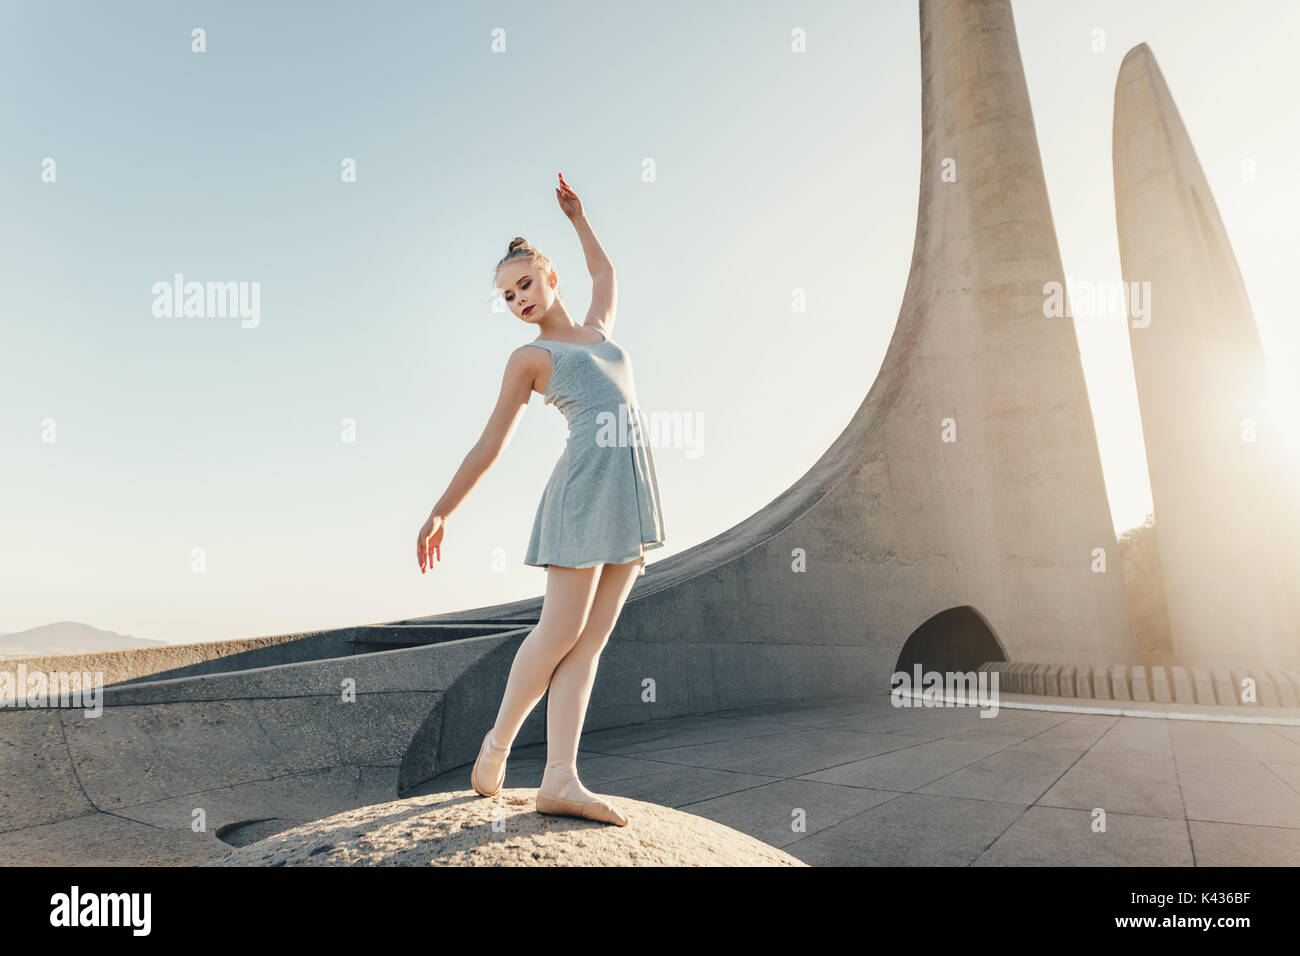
xmin=2 ymin=0 xmax=1297 ymax=645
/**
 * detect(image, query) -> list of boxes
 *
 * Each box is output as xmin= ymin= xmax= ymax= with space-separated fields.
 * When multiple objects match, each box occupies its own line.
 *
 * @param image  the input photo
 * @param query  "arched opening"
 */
xmin=894 ymin=606 xmax=1007 ymax=675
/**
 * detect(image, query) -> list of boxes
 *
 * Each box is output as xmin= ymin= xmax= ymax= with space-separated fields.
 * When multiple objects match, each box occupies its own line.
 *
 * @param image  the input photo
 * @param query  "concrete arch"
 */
xmin=893 ymin=606 xmax=1009 ymax=676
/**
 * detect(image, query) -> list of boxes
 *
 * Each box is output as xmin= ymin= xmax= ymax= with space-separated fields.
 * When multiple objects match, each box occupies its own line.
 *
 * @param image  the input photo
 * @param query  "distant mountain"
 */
xmin=0 ymin=622 xmax=168 ymax=658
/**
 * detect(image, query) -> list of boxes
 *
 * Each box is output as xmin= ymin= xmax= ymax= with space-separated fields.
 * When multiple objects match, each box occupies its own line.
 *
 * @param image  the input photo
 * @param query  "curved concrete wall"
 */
xmin=0 ymin=629 xmax=357 ymax=702
xmin=0 ymin=631 xmax=527 ymax=864
xmin=0 ymin=622 xmax=538 ymax=702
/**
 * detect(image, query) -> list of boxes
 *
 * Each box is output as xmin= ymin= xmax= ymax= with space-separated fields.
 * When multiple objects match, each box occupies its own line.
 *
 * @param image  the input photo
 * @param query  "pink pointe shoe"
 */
xmin=535 ymin=760 xmax=629 ymax=826
xmin=470 ymin=730 xmax=510 ymax=797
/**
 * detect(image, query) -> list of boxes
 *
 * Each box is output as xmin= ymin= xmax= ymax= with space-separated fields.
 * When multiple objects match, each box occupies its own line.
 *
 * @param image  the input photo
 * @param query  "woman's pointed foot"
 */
xmin=470 ymin=730 xmax=510 ymax=797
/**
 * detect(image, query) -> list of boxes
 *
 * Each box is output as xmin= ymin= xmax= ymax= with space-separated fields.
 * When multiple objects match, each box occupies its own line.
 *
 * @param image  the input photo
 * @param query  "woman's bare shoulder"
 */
xmin=508 ymin=342 xmax=551 ymax=389
xmin=510 ymin=342 xmax=550 ymax=368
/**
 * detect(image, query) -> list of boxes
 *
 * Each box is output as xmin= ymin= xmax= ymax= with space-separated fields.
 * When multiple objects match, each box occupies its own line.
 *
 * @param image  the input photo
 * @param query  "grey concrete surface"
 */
xmin=0 ymin=623 xmax=529 ymax=703
xmin=0 ymin=632 xmax=532 ymax=865
xmin=0 ymin=629 xmax=354 ymax=703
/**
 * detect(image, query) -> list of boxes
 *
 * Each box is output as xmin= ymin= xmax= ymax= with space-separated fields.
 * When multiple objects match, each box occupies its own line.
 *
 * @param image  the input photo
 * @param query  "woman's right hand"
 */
xmin=417 ymin=512 xmax=445 ymax=573
xmin=555 ymin=171 xmax=584 ymax=220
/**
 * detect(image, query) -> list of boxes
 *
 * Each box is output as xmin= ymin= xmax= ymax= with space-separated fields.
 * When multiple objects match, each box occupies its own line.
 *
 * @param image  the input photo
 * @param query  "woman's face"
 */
xmin=496 ymin=262 xmax=556 ymax=323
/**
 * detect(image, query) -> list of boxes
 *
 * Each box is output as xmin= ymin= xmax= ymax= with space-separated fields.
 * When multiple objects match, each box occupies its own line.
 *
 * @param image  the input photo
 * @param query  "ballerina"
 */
xmin=416 ymin=172 xmax=667 ymax=826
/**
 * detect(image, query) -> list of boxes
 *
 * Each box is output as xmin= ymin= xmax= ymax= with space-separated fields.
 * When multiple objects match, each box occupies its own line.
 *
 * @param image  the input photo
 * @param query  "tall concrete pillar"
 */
xmin=1113 ymin=43 xmax=1300 ymax=668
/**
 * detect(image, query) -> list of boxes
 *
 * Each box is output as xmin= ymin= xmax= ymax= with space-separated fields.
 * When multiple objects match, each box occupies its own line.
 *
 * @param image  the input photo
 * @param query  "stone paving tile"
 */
xmin=749 ymin=709 xmax=895 ymax=731
xmin=1091 ymin=717 xmax=1174 ymax=756
xmin=567 ymin=750 xmax=691 ymax=786
xmin=746 ymin=696 xmax=894 ymax=720
xmin=1038 ymin=748 xmax=1184 ymax=819
xmin=971 ymin=806 xmax=1194 ymax=866
xmin=1167 ymin=721 xmax=1258 ymax=762
xmin=599 ymin=765 xmax=778 ymax=808
xmin=1269 ymin=762 xmax=1300 ymax=792
xmin=578 ymin=715 xmax=810 ymax=755
xmin=578 ymin=711 xmax=753 ymax=741
xmin=844 ymin=714 xmax=956 ymax=741
xmin=798 ymin=738 xmax=1009 ymax=792
xmin=992 ymin=710 xmax=1084 ymax=731
xmin=679 ymin=779 xmax=898 ymax=849
xmin=629 ymin=728 xmax=926 ymax=772
xmin=1177 ymin=758 xmax=1300 ymax=829
xmin=784 ymin=792 xmax=1026 ymax=866
xmin=771 ymin=696 xmax=887 ymax=714
xmin=711 ymin=734 xmax=934 ymax=778
xmin=1010 ymin=714 xmax=1119 ymax=752
xmin=872 ymin=706 xmax=997 ymax=737
xmin=705 ymin=714 xmax=838 ymax=734
xmin=947 ymin=711 xmax=1076 ymax=745
xmin=800 ymin=703 xmax=975 ymax=738
xmin=917 ymin=746 xmax=1084 ymax=805
xmin=1222 ymin=725 xmax=1300 ymax=765
xmin=709 ymin=698 xmax=867 ymax=720
xmin=1189 ymin=821 xmax=1300 ymax=865
xmin=1268 ymin=725 xmax=1300 ymax=746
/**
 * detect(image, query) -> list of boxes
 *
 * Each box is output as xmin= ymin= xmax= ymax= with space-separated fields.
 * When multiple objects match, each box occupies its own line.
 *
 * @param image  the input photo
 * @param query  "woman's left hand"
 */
xmin=555 ymin=172 xmax=583 ymax=220
xmin=417 ymin=511 xmax=445 ymax=573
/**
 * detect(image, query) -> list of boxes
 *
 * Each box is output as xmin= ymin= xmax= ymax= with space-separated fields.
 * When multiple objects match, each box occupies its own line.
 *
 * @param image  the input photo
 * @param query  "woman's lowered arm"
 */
xmin=417 ymin=348 xmax=536 ymax=572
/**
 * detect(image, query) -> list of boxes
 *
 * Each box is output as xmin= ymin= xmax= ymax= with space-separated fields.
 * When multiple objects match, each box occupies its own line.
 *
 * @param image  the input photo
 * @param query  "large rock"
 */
xmin=205 ymin=789 xmax=805 ymax=867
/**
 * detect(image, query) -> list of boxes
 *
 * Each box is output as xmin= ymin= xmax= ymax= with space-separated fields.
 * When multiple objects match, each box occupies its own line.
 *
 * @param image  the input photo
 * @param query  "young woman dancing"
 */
xmin=415 ymin=172 xmax=666 ymax=826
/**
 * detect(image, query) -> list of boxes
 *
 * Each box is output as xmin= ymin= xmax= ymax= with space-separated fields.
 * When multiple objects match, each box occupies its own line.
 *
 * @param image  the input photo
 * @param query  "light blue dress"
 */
xmin=523 ymin=325 xmax=665 ymax=575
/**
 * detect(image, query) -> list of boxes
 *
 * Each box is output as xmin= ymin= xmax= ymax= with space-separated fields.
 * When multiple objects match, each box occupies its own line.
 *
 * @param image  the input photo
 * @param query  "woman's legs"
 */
xmin=485 ymin=565 xmax=599 ymax=766
xmin=539 ymin=555 xmax=644 ymax=802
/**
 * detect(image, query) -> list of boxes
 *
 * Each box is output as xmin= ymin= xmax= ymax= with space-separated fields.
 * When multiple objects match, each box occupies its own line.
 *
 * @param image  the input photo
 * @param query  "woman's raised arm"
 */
xmin=556 ymin=172 xmax=618 ymax=331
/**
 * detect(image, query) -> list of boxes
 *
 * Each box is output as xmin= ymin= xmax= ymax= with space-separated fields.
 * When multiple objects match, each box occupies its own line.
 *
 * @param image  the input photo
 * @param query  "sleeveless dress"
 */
xmin=522 ymin=325 xmax=665 ymax=575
